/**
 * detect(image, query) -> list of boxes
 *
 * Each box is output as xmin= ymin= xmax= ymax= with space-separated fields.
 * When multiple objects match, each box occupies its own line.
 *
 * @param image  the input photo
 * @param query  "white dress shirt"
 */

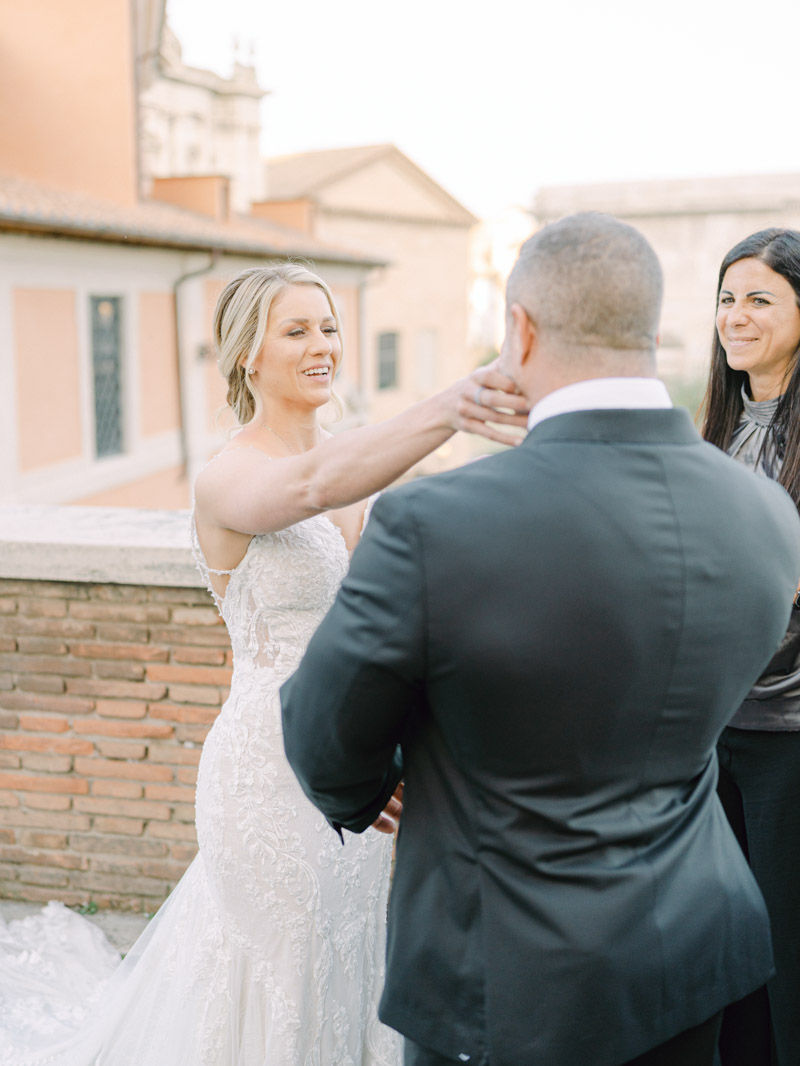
xmin=527 ymin=377 xmax=673 ymax=432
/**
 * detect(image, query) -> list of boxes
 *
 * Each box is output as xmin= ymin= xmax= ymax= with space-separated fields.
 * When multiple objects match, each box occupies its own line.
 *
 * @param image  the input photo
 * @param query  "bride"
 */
xmin=0 ymin=263 xmax=527 ymax=1065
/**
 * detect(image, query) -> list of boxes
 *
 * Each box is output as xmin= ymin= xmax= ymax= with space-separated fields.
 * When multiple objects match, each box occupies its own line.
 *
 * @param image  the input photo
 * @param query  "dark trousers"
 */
xmin=717 ymin=727 xmax=800 ymax=1066
xmin=404 ymin=1012 xmax=723 ymax=1066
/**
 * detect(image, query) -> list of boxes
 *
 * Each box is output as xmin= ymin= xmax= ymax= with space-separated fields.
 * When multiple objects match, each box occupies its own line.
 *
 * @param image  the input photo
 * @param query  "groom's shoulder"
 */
xmin=376 ymin=447 xmax=523 ymax=520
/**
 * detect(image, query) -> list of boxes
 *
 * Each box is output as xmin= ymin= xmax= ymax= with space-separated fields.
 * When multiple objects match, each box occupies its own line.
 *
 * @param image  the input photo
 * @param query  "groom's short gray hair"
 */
xmin=507 ymin=213 xmax=663 ymax=352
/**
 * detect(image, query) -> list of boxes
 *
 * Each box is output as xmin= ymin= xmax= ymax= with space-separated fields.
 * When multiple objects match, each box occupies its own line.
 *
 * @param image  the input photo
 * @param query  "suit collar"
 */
xmin=527 ymin=378 xmax=672 ymax=431
xmin=524 ymin=407 xmax=702 ymax=447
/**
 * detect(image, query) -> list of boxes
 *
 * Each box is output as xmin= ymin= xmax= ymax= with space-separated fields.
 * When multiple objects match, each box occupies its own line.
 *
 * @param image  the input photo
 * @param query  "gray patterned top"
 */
xmin=727 ymin=389 xmax=782 ymax=481
xmin=727 ymin=388 xmax=800 ymax=730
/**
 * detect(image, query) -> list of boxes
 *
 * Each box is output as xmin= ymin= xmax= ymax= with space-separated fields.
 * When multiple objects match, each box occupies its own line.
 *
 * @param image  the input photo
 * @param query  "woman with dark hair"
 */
xmin=702 ymin=227 xmax=800 ymax=1066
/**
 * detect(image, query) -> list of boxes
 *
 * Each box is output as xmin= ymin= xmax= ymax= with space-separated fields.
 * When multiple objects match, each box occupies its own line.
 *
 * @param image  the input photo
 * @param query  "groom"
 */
xmin=281 ymin=213 xmax=800 ymax=1066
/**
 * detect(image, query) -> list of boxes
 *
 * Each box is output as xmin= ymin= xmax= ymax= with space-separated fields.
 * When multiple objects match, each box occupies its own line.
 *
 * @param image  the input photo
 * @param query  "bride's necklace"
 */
xmin=262 ymin=424 xmax=320 ymax=455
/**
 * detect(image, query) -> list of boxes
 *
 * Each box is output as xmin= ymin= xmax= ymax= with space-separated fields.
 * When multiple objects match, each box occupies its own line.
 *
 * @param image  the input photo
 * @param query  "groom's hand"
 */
xmin=371 ymin=782 xmax=404 ymax=834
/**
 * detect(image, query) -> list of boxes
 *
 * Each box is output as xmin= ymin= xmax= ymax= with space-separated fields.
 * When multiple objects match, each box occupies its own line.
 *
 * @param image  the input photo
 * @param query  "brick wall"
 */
xmin=0 ymin=576 xmax=231 ymax=912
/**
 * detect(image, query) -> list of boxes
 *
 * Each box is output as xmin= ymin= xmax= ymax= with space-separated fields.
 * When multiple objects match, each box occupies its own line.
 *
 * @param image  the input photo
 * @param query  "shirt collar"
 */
xmin=527 ymin=377 xmax=673 ymax=432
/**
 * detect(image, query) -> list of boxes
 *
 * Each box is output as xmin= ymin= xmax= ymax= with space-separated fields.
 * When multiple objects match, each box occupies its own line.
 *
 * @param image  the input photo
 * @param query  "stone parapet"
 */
xmin=0 ymin=506 xmax=203 ymax=587
xmin=0 ymin=506 xmax=229 ymax=911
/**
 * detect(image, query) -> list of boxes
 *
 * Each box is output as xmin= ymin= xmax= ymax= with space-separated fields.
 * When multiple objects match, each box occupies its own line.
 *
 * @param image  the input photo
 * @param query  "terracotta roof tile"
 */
xmin=0 ymin=172 xmax=381 ymax=266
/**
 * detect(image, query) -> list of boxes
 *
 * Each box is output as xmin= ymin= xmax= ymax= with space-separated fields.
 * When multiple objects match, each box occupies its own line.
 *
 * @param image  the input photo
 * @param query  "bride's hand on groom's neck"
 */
xmin=448 ymin=360 xmax=530 ymax=447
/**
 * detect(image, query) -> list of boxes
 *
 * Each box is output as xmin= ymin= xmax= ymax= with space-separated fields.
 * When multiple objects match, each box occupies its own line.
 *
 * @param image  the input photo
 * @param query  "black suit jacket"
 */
xmin=281 ymin=408 xmax=800 ymax=1066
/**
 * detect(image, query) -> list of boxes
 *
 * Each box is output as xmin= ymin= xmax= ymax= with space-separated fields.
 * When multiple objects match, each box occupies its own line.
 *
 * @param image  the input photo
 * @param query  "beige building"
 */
xmin=535 ymin=173 xmax=800 ymax=409
xmin=0 ymin=0 xmax=376 ymax=509
xmin=138 ymin=22 xmax=266 ymax=213
xmin=262 ymin=145 xmax=479 ymax=469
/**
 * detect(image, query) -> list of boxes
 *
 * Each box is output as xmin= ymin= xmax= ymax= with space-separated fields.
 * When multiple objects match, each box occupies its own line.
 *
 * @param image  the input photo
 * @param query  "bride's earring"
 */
xmin=247 ymin=367 xmax=256 ymax=376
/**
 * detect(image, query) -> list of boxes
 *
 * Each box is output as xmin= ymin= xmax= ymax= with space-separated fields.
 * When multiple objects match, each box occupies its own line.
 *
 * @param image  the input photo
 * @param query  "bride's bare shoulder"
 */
xmin=194 ymin=445 xmax=272 ymax=503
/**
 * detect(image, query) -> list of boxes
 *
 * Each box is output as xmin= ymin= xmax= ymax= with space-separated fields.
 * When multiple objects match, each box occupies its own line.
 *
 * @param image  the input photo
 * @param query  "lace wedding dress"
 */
xmin=0 ymin=511 xmax=401 ymax=1066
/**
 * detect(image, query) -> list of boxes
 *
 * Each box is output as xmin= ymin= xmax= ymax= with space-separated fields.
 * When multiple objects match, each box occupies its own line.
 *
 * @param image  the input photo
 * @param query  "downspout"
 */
xmin=173 ymin=251 xmax=220 ymax=476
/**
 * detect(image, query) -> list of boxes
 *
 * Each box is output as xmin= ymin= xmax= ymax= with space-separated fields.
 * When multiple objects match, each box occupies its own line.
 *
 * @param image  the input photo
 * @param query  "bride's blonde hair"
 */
xmin=214 ymin=263 xmax=345 ymax=426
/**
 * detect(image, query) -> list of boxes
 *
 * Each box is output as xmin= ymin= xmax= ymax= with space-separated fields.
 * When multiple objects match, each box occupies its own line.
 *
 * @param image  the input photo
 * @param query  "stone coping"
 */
xmin=0 ymin=506 xmax=204 ymax=588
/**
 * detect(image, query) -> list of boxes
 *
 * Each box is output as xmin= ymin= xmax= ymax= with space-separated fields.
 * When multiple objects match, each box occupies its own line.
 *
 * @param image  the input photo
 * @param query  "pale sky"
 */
xmin=167 ymin=0 xmax=800 ymax=219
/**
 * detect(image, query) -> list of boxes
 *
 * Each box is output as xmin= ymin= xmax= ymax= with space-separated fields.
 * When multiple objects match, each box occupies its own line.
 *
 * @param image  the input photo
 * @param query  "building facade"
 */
xmin=0 ymin=0 xmax=375 ymax=508
xmin=138 ymin=22 xmax=267 ymax=214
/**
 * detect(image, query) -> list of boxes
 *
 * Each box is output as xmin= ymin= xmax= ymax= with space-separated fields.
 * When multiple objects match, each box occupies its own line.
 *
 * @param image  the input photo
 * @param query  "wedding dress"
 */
xmin=0 ymin=509 xmax=401 ymax=1066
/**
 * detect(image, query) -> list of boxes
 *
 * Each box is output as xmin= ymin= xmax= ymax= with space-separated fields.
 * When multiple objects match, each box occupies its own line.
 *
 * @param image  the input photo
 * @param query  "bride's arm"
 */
xmin=196 ymin=363 xmax=528 ymax=537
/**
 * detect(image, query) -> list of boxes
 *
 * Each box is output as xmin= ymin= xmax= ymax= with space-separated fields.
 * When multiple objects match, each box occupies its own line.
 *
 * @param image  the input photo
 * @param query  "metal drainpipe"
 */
xmin=173 ymin=251 xmax=220 ymax=477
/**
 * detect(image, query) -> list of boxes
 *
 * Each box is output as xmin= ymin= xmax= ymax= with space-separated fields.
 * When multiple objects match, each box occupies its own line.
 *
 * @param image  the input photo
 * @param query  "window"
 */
xmin=377 ymin=331 xmax=399 ymax=390
xmin=90 ymin=296 xmax=124 ymax=458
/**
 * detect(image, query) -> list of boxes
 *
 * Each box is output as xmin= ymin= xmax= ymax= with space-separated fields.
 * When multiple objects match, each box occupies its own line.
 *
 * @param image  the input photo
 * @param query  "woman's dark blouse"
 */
xmin=726 ymin=389 xmax=800 ymax=730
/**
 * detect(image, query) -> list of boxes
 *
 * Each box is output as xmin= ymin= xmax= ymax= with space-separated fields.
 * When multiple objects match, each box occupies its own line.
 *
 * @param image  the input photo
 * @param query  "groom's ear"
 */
xmin=509 ymin=303 xmax=538 ymax=367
